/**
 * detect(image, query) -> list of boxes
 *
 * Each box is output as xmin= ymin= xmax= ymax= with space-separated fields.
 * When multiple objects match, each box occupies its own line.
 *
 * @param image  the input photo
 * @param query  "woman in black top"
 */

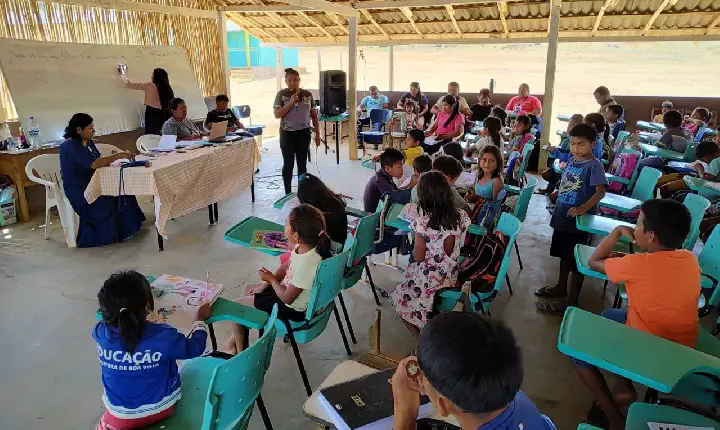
xmin=273 ymin=68 xmax=321 ymax=195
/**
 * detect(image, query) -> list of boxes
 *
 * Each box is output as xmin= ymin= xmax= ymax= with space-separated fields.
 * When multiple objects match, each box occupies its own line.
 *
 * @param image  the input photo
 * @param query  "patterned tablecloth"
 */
xmin=84 ymin=138 xmax=259 ymax=237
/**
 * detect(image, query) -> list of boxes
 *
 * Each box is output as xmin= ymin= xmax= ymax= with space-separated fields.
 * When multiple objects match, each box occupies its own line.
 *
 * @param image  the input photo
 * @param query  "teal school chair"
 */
xmin=578 ymin=402 xmax=720 ymax=429
xmin=224 ymin=217 xmax=286 ymax=257
xmin=337 ymin=212 xmax=383 ymax=345
xmin=558 ymin=307 xmax=720 ymax=411
xmin=698 ymin=227 xmax=720 ymax=334
xmin=509 ymin=175 xmax=537 ymax=270
xmin=682 ymin=193 xmax=711 ymax=251
xmin=434 ymin=213 xmax=522 ymax=316
xmin=147 ymin=303 xmax=278 ymax=430
xmin=599 ymin=167 xmax=662 ymax=214
xmin=605 ymin=149 xmax=642 ymax=189
xmin=506 ymin=142 xmax=535 ymax=194
xmin=274 ymin=248 xmax=352 ymax=396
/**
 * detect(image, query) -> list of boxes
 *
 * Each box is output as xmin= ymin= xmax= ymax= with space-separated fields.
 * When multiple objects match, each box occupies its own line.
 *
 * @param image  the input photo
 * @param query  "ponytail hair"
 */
xmin=288 ymin=203 xmax=332 ymax=258
xmin=483 ymin=116 xmax=502 ymax=148
xmin=584 ymin=112 xmax=609 ymax=144
xmin=98 ymin=271 xmax=154 ymax=352
xmin=152 ymin=68 xmax=174 ymax=113
xmin=442 ymin=94 xmax=460 ymax=128
xmin=285 ymin=68 xmax=300 ymax=79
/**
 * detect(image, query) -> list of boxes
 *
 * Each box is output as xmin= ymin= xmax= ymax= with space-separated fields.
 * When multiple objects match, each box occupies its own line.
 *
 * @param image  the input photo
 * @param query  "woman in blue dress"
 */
xmin=60 ymin=113 xmax=146 ymax=247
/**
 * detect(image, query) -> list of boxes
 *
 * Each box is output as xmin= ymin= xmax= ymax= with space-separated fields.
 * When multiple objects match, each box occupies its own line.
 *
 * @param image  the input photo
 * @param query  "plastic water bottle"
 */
xmin=27 ymin=116 xmax=41 ymax=148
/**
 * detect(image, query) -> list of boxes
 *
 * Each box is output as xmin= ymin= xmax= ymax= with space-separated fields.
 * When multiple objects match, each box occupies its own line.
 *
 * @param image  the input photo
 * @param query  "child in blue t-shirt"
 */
xmin=93 ymin=271 xmax=210 ymax=429
xmin=536 ymin=124 xmax=607 ymax=315
xmin=583 ymin=112 xmax=608 ymax=161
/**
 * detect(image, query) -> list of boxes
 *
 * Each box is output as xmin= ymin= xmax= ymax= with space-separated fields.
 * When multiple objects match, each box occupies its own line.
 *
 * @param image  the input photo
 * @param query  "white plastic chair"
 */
xmin=25 ymin=154 xmax=77 ymax=248
xmin=94 ymin=143 xmax=123 ymax=158
xmin=136 ymin=135 xmax=160 ymax=154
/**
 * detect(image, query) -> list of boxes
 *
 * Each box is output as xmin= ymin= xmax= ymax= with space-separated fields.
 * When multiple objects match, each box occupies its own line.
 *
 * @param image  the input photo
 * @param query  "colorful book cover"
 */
xmin=398 ymin=203 xmax=420 ymax=223
xmin=250 ymin=229 xmax=290 ymax=251
xmin=148 ymin=274 xmax=223 ymax=328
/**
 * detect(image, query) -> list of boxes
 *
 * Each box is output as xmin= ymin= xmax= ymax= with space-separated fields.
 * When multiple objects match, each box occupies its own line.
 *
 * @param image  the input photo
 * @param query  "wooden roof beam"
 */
xmin=225 ymin=0 xmax=503 ymax=12
xmin=228 ymin=12 xmax=278 ymax=41
xmin=360 ymin=9 xmax=390 ymax=39
xmin=326 ymin=11 xmax=350 ymax=35
xmin=591 ymin=0 xmax=616 ymax=36
xmin=640 ymin=0 xmax=676 ymax=36
xmin=497 ymin=1 xmax=509 ymax=37
xmin=707 ymin=14 xmax=720 ymax=35
xmin=297 ymin=11 xmax=337 ymax=40
xmin=43 ymin=0 xmax=216 ymax=18
xmin=444 ymin=5 xmax=464 ymax=37
xmin=277 ymin=0 xmax=357 ymax=16
xmin=268 ymin=12 xmax=307 ymax=40
xmin=400 ymin=7 xmax=424 ymax=38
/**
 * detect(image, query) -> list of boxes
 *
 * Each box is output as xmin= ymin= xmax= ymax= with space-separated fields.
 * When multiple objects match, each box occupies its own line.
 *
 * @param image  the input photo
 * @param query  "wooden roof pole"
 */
xmin=640 ymin=0 xmax=676 ymax=36
xmin=707 ymin=14 xmax=720 ymax=35
xmin=591 ymin=0 xmax=616 ymax=36
xmin=348 ymin=15 xmax=359 ymax=160
xmin=326 ymin=12 xmax=350 ymax=35
xmin=400 ymin=7 xmax=424 ymax=38
xmin=445 ymin=5 xmax=464 ymax=38
xmin=298 ymin=11 xmax=337 ymax=41
xmin=497 ymin=1 xmax=510 ymax=37
xmin=360 ymin=9 xmax=390 ymax=39
xmin=540 ymin=0 xmax=561 ymax=155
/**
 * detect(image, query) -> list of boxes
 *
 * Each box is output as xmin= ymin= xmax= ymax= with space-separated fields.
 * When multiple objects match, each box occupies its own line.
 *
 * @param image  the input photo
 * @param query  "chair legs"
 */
xmin=602 ymin=280 xmax=608 ymax=295
xmin=333 ymin=305 xmax=353 ymax=357
xmin=44 ymin=204 xmax=51 ymax=239
xmin=337 ymin=293 xmax=357 ymax=344
xmin=612 ymin=287 xmax=621 ymax=308
xmin=283 ymin=321 xmax=312 ymax=396
xmin=514 ymin=241 xmax=523 ymax=270
xmin=364 ymin=265 xmax=382 ymax=305
xmin=256 ymin=394 xmax=273 ymax=430
xmin=505 ymin=273 xmax=514 ymax=295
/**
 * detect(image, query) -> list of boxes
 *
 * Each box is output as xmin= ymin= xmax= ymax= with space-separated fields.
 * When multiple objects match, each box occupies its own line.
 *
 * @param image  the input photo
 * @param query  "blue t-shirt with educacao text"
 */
xmin=477 ymin=391 xmax=556 ymax=429
xmin=551 ymin=157 xmax=607 ymax=233
xmin=93 ymin=321 xmax=207 ymax=419
xmin=361 ymin=94 xmax=389 ymax=112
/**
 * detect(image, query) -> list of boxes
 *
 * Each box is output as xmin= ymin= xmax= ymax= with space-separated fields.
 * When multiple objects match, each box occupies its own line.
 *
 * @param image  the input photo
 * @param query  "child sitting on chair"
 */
xmin=363 ymin=148 xmax=406 ymax=213
xmin=466 ymin=145 xmax=504 ymax=205
xmin=578 ymin=199 xmax=700 ymax=429
xmin=657 ymin=141 xmax=720 ymax=198
xmin=391 ymin=313 xmax=556 ymax=429
xmin=537 ymin=114 xmax=584 ymax=196
xmin=683 ymin=107 xmax=710 ymax=138
xmin=94 ymin=271 xmax=210 ymax=430
xmin=583 ymin=112 xmax=608 ymax=160
xmin=412 ymin=155 xmax=472 ymax=216
xmin=393 ymin=101 xmax=419 ymax=134
xmin=603 ymin=104 xmax=625 ymax=143
xmin=466 ymin=116 xmax=505 ymax=156
xmin=535 ymin=124 xmax=607 ymax=315
xmin=400 ymin=154 xmax=432 ymax=189
xmin=227 ymin=204 xmax=331 ymax=353
xmin=390 ymin=171 xmax=470 ymax=336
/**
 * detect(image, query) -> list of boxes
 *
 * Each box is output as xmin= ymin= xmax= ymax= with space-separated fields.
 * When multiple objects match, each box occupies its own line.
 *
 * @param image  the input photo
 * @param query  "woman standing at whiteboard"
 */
xmin=60 ymin=113 xmax=146 ymax=247
xmin=273 ymin=68 xmax=321 ymax=195
xmin=119 ymin=66 xmax=174 ymax=135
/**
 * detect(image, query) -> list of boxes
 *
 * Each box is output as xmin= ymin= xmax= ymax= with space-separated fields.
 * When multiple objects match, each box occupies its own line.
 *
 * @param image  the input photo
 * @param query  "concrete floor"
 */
xmin=1 ymin=139 xmax=632 ymax=430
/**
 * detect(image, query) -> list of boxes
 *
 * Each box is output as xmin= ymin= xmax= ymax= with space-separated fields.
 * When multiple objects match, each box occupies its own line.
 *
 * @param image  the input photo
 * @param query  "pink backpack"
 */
xmin=607 ymin=152 xmax=638 ymax=193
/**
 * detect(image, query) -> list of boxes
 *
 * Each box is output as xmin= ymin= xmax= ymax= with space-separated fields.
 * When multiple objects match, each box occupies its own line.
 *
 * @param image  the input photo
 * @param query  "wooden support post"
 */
xmin=275 ymin=47 xmax=283 ymax=92
xmin=348 ymin=15 xmax=359 ymax=160
xmin=317 ymin=48 xmax=322 ymax=74
xmin=389 ymin=45 xmax=394 ymax=91
xmin=539 ymin=0 xmax=561 ymax=169
xmin=243 ymin=28 xmax=251 ymax=68
xmin=218 ymin=10 xmax=231 ymax=96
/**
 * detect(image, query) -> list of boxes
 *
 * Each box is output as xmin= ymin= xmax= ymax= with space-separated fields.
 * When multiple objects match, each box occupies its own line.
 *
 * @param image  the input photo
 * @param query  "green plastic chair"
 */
xmin=274 ymin=248 xmax=352 ymax=396
xmin=682 ymin=193 xmax=711 ymax=251
xmin=578 ymin=402 xmax=720 ymax=429
xmin=698 ymin=228 xmax=720 ymax=335
xmin=224 ymin=216 xmax=286 ymax=257
xmin=336 ymin=212 xmax=382 ymax=345
xmin=147 ymin=303 xmax=278 ymax=430
xmin=510 ymin=176 xmax=537 ymax=270
xmin=600 ymin=167 xmax=661 ymax=214
xmin=506 ymin=142 xmax=535 ymax=194
xmin=558 ymin=307 xmax=720 ymax=409
xmin=434 ymin=213 xmax=522 ymax=316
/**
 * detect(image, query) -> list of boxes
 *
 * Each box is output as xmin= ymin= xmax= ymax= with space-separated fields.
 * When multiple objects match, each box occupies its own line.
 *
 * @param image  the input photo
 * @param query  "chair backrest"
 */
xmin=513 ymin=175 xmax=537 ymax=222
xmin=682 ymin=139 xmax=699 ymax=162
xmin=25 ymin=154 xmax=62 ymax=187
xmin=234 ymin=105 xmax=251 ymax=119
xmin=305 ymin=249 xmax=350 ymax=319
xmin=94 ymin=143 xmax=123 ymax=158
xmin=614 ymin=131 xmax=630 ymax=152
xmin=203 ymin=96 xmax=215 ymax=111
xmin=699 ymin=227 xmax=720 ymax=307
xmin=348 ymin=212 xmax=381 ymax=266
xmin=369 ymin=109 xmax=392 ymax=128
xmin=682 ymin=193 xmax=711 ymax=251
xmin=629 ymin=167 xmax=662 ymax=201
xmin=695 ymin=127 xmax=712 ymax=143
xmin=204 ymin=305 xmax=278 ymax=430
xmin=492 ymin=213 xmax=522 ymax=292
xmin=136 ymin=134 xmax=160 ymax=154
xmin=517 ymin=142 xmax=535 ymax=178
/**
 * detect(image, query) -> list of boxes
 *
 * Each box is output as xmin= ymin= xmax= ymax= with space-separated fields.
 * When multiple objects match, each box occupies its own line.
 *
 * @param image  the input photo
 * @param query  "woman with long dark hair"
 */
xmin=59 ymin=113 xmax=146 ymax=247
xmin=119 ymin=66 xmax=175 ymax=135
xmin=273 ymin=68 xmax=321 ymax=195
xmin=397 ymin=82 xmax=430 ymax=129
xmin=423 ymin=95 xmax=464 ymax=155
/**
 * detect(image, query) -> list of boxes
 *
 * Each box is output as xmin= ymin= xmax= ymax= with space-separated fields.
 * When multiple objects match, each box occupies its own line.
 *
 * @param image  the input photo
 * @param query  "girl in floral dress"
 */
xmin=390 ymin=171 xmax=471 ymax=335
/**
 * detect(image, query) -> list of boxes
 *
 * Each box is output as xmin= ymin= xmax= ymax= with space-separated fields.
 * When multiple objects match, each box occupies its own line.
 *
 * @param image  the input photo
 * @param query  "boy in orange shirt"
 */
xmin=577 ymin=199 xmax=700 ymax=429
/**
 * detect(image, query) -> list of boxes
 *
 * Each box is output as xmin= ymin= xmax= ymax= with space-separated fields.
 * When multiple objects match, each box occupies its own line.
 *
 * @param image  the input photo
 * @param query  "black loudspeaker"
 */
xmin=319 ymin=70 xmax=347 ymax=116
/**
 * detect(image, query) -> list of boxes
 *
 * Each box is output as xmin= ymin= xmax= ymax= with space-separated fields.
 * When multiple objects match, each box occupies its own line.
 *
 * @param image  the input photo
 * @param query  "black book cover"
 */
xmin=319 ymin=368 xmax=432 ymax=430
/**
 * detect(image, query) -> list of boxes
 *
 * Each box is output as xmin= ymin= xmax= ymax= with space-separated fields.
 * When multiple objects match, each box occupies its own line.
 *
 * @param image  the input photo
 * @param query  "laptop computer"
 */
xmin=208 ymin=120 xmax=228 ymax=142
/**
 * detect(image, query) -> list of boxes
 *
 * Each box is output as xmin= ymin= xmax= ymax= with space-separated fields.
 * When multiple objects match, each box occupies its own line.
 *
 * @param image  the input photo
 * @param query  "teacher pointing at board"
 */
xmin=119 ymin=65 xmax=175 ymax=135
xmin=273 ymin=68 xmax=321 ymax=195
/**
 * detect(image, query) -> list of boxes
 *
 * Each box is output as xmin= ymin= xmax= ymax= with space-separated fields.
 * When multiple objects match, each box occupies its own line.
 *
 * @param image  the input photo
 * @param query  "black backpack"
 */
xmin=458 ymin=230 xmax=508 ymax=294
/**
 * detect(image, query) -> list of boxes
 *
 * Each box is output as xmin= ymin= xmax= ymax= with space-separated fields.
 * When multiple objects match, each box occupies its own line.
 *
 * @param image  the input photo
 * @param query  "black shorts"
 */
xmin=253 ymin=288 xmax=306 ymax=322
xmin=550 ymin=229 xmax=590 ymax=273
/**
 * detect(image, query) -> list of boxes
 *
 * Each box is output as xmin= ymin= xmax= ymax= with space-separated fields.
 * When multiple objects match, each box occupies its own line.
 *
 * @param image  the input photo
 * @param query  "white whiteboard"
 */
xmin=0 ymin=39 xmax=207 ymax=141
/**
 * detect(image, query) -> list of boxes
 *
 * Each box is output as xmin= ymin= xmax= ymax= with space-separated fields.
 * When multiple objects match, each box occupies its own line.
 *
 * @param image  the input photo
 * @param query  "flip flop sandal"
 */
xmin=535 ymin=300 xmax=567 ymax=316
xmin=534 ymin=189 xmax=549 ymax=195
xmin=534 ymin=285 xmax=566 ymax=298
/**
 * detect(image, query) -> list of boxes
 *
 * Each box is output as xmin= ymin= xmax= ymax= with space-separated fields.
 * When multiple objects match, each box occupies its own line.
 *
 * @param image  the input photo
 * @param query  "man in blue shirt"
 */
xmin=357 ymin=85 xmax=390 ymax=148
xmin=391 ymin=313 xmax=556 ymax=430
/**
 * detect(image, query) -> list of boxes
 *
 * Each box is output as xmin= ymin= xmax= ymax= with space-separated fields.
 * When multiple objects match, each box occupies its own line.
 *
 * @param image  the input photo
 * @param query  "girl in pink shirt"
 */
xmin=120 ymin=67 xmax=175 ymax=135
xmin=424 ymin=95 xmax=465 ymax=155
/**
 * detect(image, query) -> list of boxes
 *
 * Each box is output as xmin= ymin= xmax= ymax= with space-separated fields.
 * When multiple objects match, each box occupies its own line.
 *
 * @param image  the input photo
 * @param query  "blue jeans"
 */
xmin=572 ymin=308 xmax=627 ymax=367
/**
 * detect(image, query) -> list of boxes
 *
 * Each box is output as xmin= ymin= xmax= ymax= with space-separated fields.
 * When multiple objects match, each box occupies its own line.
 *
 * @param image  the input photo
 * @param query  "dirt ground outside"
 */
xmin=229 ymin=41 xmax=720 ymax=144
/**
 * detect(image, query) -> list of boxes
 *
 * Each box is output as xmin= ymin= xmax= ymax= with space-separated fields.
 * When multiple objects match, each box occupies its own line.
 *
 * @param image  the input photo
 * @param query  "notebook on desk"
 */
xmin=318 ymin=368 xmax=432 ymax=430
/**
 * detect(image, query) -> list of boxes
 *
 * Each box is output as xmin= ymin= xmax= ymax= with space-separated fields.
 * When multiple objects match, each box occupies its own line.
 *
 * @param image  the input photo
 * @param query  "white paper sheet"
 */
xmin=157 ymin=135 xmax=178 ymax=150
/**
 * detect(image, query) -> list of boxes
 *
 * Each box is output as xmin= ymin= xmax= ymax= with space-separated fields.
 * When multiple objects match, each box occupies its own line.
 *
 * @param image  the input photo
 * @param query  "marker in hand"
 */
xmin=117 ymin=63 xmax=127 ymax=74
